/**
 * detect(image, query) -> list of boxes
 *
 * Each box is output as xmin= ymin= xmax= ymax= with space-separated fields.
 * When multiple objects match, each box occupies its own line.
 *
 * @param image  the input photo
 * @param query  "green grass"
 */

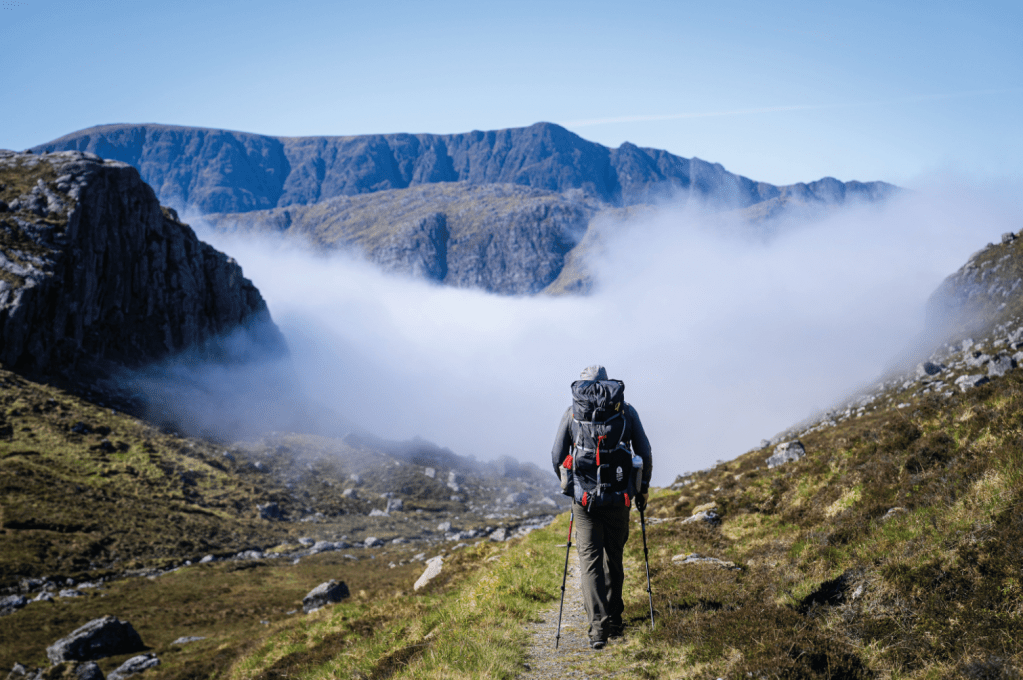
xmin=222 ymin=524 xmax=566 ymax=680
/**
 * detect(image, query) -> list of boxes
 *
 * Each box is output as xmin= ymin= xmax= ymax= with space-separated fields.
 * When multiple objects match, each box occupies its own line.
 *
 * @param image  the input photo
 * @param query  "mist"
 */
xmin=142 ymin=178 xmax=1021 ymax=486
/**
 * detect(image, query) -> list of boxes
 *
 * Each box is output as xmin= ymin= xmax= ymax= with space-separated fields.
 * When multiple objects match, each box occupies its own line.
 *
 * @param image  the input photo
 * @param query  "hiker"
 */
xmin=551 ymin=365 xmax=652 ymax=649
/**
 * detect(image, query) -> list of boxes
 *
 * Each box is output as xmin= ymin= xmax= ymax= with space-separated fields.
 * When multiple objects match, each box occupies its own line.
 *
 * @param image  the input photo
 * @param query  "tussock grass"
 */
xmin=608 ymin=369 xmax=1023 ymax=678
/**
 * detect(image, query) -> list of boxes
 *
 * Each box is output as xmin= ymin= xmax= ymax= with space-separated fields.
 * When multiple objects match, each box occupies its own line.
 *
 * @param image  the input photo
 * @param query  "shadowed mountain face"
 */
xmin=0 ymin=150 xmax=287 ymax=384
xmin=31 ymin=122 xmax=895 ymax=215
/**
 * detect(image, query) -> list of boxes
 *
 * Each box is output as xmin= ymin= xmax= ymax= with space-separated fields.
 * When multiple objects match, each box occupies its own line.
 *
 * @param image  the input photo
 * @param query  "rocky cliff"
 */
xmin=32 ymin=122 xmax=896 ymax=215
xmin=926 ymin=231 xmax=1023 ymax=341
xmin=0 ymin=150 xmax=286 ymax=383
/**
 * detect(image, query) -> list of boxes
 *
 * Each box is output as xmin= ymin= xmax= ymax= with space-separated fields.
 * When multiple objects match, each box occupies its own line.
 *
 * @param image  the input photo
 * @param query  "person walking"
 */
xmin=552 ymin=365 xmax=652 ymax=649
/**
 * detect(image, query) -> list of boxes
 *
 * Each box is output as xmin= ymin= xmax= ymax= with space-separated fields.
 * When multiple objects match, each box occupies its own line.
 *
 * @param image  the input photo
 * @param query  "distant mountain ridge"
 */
xmin=30 ymin=122 xmax=895 ymax=215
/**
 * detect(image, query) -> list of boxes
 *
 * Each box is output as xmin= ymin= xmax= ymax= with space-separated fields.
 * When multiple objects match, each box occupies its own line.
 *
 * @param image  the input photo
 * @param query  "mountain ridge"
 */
xmin=29 ymin=122 xmax=896 ymax=215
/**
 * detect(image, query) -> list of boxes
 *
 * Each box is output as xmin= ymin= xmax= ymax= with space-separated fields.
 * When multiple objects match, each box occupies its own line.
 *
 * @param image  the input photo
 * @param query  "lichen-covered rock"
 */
xmin=302 ymin=580 xmax=349 ymax=613
xmin=46 ymin=616 xmax=144 ymax=664
xmin=0 ymin=150 xmax=286 ymax=383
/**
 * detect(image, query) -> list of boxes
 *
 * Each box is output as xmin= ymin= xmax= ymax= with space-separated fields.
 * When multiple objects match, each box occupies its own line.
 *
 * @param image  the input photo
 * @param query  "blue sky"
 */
xmin=2 ymin=0 xmax=1020 ymax=185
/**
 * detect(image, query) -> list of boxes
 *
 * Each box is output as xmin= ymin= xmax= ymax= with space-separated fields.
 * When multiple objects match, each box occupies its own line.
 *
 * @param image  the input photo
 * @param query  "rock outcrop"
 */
xmin=46 ymin=616 xmax=145 ymax=663
xmin=767 ymin=441 xmax=806 ymax=469
xmin=302 ymin=580 xmax=349 ymax=613
xmin=926 ymin=229 xmax=1023 ymax=340
xmin=107 ymin=653 xmax=159 ymax=680
xmin=0 ymin=150 xmax=286 ymax=382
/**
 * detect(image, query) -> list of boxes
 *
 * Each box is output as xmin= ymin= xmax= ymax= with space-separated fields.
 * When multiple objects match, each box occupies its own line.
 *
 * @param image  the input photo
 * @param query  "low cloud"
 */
xmin=137 ymin=177 xmax=1021 ymax=485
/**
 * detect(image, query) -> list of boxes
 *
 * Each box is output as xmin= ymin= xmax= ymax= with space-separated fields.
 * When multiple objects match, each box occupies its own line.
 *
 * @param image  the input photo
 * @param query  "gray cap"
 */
xmin=580 ymin=365 xmax=608 ymax=381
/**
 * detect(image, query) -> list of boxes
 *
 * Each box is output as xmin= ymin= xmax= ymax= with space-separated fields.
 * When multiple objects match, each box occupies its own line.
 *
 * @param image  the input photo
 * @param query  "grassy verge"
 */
xmin=225 ymin=520 xmax=567 ymax=679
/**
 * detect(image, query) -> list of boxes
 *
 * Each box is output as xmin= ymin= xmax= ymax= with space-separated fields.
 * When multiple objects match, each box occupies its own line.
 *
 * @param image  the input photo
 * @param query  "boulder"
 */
xmin=437 ymin=521 xmax=452 ymax=532
xmin=171 ymin=636 xmax=204 ymax=645
xmin=955 ymin=374 xmax=990 ymax=392
xmin=413 ymin=556 xmax=444 ymax=591
xmin=682 ymin=510 xmax=721 ymax=526
xmin=0 ymin=594 xmax=28 ymax=616
xmin=966 ymin=353 xmax=992 ymax=368
xmin=342 ymin=488 xmax=358 ymax=499
xmin=309 ymin=541 xmax=349 ymax=554
xmin=75 ymin=662 xmax=105 ymax=680
xmin=258 ymin=503 xmax=282 ymax=520
xmin=424 ymin=467 xmax=436 ymax=479
xmin=46 ymin=616 xmax=145 ymax=663
xmin=915 ymin=361 xmax=944 ymax=378
xmin=988 ymin=353 xmax=1015 ymax=377
xmin=364 ymin=537 xmax=384 ymax=548
xmin=386 ymin=498 xmax=404 ymax=512
xmin=489 ymin=527 xmax=508 ymax=542
xmin=107 ymin=654 xmax=159 ymax=680
xmin=302 ymin=580 xmax=350 ymax=613
xmin=767 ymin=440 xmax=805 ymax=469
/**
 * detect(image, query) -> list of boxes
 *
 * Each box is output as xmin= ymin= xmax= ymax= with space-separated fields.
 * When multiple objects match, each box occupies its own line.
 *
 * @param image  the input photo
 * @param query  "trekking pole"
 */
xmin=639 ymin=506 xmax=655 ymax=630
xmin=554 ymin=507 xmax=574 ymax=649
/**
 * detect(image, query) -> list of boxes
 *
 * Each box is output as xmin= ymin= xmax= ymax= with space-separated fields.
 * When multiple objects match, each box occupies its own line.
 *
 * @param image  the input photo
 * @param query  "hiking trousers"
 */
xmin=573 ymin=501 xmax=630 ymax=641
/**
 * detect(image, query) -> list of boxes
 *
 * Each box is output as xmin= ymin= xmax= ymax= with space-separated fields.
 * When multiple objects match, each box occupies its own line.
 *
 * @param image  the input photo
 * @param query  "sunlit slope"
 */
xmin=203 ymin=182 xmax=599 ymax=295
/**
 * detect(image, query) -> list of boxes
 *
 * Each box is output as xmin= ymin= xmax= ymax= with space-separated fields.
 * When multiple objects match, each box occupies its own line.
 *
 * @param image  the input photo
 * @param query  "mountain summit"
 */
xmin=31 ymin=122 xmax=893 ymax=215
xmin=31 ymin=123 xmax=897 ymax=295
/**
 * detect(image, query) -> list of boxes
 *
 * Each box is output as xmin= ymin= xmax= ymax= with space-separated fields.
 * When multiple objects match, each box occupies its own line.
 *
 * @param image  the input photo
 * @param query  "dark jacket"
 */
xmin=551 ymin=403 xmax=652 ymax=493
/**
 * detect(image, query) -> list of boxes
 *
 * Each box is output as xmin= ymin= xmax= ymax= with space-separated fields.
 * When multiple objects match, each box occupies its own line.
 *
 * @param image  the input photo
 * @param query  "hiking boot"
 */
xmin=608 ymin=622 xmax=625 ymax=638
xmin=590 ymin=638 xmax=606 ymax=650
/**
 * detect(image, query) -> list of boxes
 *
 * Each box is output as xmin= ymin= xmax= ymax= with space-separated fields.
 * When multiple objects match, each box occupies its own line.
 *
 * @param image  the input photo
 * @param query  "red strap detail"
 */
xmin=562 ymin=454 xmax=573 ymax=469
xmin=582 ymin=491 xmax=588 ymax=507
xmin=597 ymin=435 xmax=606 ymax=466
xmin=625 ymin=493 xmax=631 ymax=508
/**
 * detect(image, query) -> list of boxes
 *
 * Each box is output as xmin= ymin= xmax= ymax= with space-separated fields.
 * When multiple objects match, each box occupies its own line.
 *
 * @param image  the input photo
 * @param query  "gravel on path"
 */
xmin=518 ymin=555 xmax=626 ymax=679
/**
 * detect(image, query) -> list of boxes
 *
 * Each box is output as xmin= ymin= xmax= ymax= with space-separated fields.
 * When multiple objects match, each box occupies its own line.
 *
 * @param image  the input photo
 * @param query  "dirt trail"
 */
xmin=518 ymin=556 xmax=625 ymax=679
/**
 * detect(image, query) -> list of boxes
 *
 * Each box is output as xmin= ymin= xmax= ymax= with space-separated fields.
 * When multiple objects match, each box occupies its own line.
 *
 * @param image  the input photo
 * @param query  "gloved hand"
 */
xmin=635 ymin=492 xmax=648 ymax=512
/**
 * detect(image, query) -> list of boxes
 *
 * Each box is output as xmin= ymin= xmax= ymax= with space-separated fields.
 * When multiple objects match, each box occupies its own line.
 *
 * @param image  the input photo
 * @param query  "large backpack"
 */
xmin=561 ymin=379 xmax=636 ymax=509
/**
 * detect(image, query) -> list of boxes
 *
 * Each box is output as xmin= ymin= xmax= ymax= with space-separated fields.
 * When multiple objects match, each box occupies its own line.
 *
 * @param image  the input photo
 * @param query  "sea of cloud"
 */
xmin=145 ymin=177 xmax=1021 ymax=485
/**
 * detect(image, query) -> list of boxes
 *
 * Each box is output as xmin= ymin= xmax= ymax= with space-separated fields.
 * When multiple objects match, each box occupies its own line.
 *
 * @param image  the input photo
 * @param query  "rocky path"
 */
xmin=518 ymin=555 xmax=624 ymax=679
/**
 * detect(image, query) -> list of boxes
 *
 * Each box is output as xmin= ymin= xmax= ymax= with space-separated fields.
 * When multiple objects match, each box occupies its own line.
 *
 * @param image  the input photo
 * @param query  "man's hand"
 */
xmin=635 ymin=492 xmax=648 ymax=512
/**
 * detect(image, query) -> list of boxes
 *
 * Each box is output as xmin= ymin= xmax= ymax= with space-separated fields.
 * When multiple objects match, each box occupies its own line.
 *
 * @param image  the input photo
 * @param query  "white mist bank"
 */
xmin=183 ymin=178 xmax=1021 ymax=486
